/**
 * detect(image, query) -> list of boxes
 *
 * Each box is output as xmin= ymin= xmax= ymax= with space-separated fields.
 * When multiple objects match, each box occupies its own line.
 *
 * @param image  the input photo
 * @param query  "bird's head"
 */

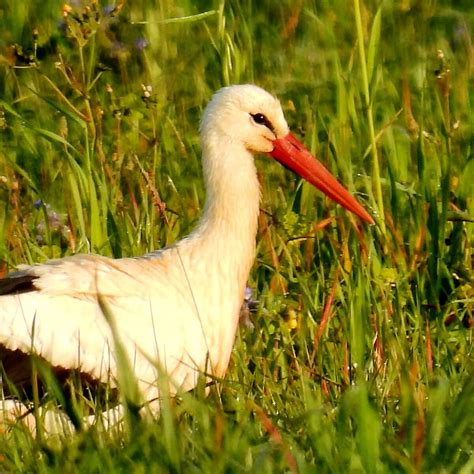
xmin=201 ymin=84 xmax=374 ymax=224
xmin=200 ymin=84 xmax=289 ymax=153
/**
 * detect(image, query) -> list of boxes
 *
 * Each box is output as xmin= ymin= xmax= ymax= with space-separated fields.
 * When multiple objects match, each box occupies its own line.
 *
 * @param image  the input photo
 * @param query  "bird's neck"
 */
xmin=188 ymin=135 xmax=261 ymax=279
xmin=175 ymin=136 xmax=261 ymax=377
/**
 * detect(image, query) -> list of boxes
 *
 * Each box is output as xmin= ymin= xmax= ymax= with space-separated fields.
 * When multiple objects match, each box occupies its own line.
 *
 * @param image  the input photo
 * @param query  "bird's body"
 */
xmin=0 ymin=85 xmax=373 ymax=427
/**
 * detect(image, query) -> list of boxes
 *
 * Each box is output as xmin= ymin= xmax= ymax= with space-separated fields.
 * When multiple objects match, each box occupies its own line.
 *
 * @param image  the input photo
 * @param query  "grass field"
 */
xmin=0 ymin=0 xmax=473 ymax=472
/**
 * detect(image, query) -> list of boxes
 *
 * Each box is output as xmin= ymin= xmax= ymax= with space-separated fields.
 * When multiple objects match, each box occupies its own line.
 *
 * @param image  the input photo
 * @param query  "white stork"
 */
xmin=0 ymin=85 xmax=373 ymax=430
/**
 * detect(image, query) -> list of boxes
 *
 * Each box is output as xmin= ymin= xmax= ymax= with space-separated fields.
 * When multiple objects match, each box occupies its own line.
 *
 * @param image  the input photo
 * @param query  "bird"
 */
xmin=0 ymin=85 xmax=373 ymax=430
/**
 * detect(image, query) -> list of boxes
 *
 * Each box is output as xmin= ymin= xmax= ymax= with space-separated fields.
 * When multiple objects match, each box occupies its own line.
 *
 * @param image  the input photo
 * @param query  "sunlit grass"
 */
xmin=0 ymin=0 xmax=472 ymax=472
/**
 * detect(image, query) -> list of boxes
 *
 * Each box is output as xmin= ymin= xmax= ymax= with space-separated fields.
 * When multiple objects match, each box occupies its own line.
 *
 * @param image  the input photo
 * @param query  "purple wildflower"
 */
xmin=134 ymin=37 xmax=149 ymax=51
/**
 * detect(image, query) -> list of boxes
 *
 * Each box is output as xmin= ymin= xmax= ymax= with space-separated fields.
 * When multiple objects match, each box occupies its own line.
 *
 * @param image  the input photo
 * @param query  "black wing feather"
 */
xmin=0 ymin=274 xmax=38 ymax=295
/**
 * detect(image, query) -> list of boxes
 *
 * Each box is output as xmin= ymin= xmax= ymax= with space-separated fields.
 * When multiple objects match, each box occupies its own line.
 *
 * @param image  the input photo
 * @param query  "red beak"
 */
xmin=270 ymin=133 xmax=374 ymax=224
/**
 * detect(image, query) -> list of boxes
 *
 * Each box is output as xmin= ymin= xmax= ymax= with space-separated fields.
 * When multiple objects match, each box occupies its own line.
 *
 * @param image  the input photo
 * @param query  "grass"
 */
xmin=0 ymin=0 xmax=473 ymax=471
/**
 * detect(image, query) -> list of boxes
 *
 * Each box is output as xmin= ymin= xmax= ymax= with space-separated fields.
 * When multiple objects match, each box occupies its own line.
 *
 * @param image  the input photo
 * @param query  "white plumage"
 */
xmin=0 ymin=85 xmax=373 ymax=428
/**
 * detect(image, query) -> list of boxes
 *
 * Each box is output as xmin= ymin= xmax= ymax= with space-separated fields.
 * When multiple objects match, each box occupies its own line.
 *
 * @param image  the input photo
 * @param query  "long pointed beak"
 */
xmin=269 ymin=133 xmax=374 ymax=224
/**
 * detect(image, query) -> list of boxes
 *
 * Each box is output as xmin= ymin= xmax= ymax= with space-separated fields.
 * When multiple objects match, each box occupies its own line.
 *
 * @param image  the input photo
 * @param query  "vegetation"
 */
xmin=0 ymin=0 xmax=472 ymax=471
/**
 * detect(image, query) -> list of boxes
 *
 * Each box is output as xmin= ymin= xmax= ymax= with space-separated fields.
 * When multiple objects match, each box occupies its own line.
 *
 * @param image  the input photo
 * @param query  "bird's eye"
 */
xmin=250 ymin=113 xmax=274 ymax=134
xmin=251 ymin=113 xmax=267 ymax=125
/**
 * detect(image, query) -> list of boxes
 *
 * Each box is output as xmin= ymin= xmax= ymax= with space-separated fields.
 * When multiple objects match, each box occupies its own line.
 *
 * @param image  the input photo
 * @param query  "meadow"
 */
xmin=0 ymin=0 xmax=473 ymax=472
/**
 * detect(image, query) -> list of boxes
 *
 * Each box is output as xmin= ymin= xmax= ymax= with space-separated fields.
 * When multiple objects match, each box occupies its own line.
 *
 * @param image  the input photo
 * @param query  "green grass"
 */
xmin=0 ymin=0 xmax=473 ymax=472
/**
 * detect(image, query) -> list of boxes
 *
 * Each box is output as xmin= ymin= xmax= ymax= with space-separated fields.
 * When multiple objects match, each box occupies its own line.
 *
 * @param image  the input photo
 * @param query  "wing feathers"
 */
xmin=0 ymin=247 xmax=216 ymax=409
xmin=0 ymin=253 xmax=170 ymax=299
xmin=0 ymin=274 xmax=38 ymax=295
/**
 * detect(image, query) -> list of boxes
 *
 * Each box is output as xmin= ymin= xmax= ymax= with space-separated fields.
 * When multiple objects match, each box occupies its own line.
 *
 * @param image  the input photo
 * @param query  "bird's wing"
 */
xmin=2 ymin=253 xmax=158 ymax=299
xmin=0 ymin=251 xmax=208 ymax=397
